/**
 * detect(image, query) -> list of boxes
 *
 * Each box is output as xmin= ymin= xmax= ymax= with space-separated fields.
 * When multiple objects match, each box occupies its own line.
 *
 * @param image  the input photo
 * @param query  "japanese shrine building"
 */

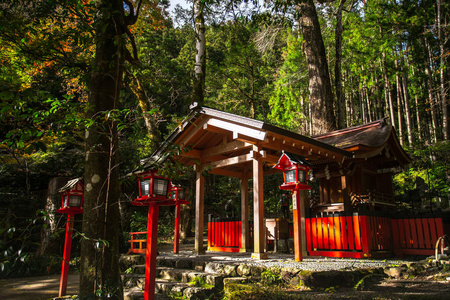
xmin=146 ymin=103 xmax=448 ymax=258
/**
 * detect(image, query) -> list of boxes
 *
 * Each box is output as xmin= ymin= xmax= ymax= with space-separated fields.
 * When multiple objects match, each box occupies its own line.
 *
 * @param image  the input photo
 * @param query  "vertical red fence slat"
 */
xmin=329 ymin=214 xmax=336 ymax=250
xmin=341 ymin=213 xmax=348 ymax=250
xmin=317 ymin=215 xmax=323 ymax=249
xmin=429 ymin=219 xmax=438 ymax=247
xmin=347 ymin=215 xmax=355 ymax=250
xmin=334 ymin=213 xmax=342 ymax=250
xmin=305 ymin=217 xmax=312 ymax=252
xmin=404 ymin=219 xmax=412 ymax=248
xmin=311 ymin=216 xmax=318 ymax=250
xmin=416 ymin=219 xmax=425 ymax=249
xmin=322 ymin=213 xmax=329 ymax=250
xmin=409 ymin=219 xmax=418 ymax=249
xmin=422 ymin=218 xmax=432 ymax=248
xmin=353 ymin=214 xmax=362 ymax=251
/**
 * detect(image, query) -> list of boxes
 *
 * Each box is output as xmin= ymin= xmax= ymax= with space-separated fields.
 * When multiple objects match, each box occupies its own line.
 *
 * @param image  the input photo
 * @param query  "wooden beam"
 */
xmin=176 ymin=116 xmax=209 ymax=145
xmin=201 ymin=140 xmax=252 ymax=158
xmin=206 ymin=118 xmax=266 ymax=141
xmin=203 ymin=153 xmax=252 ymax=169
xmin=208 ymin=168 xmax=243 ymax=178
xmin=180 ymin=149 xmax=201 ymax=159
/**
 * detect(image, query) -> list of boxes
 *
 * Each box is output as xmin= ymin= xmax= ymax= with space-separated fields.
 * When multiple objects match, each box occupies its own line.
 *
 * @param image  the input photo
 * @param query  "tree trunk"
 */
xmin=437 ymin=0 xmax=448 ymax=140
xmin=335 ymin=0 xmax=346 ymax=129
xmin=129 ymin=73 xmax=161 ymax=151
xmin=402 ymin=53 xmax=414 ymax=145
xmin=36 ymin=177 xmax=69 ymax=257
xmin=424 ymin=36 xmax=440 ymax=143
xmin=80 ymin=0 xmax=125 ymax=298
xmin=382 ymin=52 xmax=396 ymax=129
xmin=192 ymin=0 xmax=206 ymax=106
xmin=395 ymin=56 xmax=404 ymax=146
xmin=297 ymin=0 xmax=336 ymax=135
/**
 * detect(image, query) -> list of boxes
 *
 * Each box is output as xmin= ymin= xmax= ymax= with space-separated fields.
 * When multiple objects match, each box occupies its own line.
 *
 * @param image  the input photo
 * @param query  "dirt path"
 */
xmin=0 ymin=274 xmax=79 ymax=300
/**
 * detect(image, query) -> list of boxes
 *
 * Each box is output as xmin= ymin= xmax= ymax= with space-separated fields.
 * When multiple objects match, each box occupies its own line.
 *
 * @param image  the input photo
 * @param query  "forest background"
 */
xmin=0 ymin=0 xmax=448 ymax=298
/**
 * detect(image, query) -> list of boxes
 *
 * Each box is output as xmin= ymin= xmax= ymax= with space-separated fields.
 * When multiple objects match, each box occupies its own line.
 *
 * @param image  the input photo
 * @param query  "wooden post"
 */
xmin=174 ymin=203 xmax=181 ymax=253
xmin=251 ymin=146 xmax=267 ymax=259
xmin=300 ymin=189 xmax=308 ymax=256
xmin=194 ymin=167 xmax=205 ymax=254
xmin=240 ymin=173 xmax=250 ymax=252
xmin=59 ymin=214 xmax=74 ymax=297
xmin=292 ymin=190 xmax=303 ymax=262
xmin=144 ymin=203 xmax=159 ymax=300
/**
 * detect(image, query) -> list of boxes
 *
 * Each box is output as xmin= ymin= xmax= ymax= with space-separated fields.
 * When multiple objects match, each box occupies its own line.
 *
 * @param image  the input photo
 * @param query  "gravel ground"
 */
xmin=159 ymin=249 xmax=407 ymax=272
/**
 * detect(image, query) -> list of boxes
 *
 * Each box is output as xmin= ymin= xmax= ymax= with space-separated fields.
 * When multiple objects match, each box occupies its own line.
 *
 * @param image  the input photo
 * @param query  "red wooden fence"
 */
xmin=208 ymin=220 xmax=242 ymax=252
xmin=128 ymin=231 xmax=147 ymax=254
xmin=305 ymin=212 xmax=393 ymax=258
xmin=130 ymin=215 xmax=447 ymax=257
xmin=392 ymin=217 xmax=445 ymax=256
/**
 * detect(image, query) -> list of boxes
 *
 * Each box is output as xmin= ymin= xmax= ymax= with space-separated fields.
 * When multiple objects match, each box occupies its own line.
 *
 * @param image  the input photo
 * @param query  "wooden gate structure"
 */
xmin=141 ymin=104 xmax=448 ymax=259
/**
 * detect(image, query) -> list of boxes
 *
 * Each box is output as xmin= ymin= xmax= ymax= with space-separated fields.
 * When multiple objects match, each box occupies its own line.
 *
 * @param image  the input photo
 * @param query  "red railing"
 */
xmin=392 ymin=217 xmax=445 ymax=256
xmin=305 ymin=212 xmax=393 ymax=258
xmin=128 ymin=231 xmax=147 ymax=254
xmin=208 ymin=220 xmax=242 ymax=252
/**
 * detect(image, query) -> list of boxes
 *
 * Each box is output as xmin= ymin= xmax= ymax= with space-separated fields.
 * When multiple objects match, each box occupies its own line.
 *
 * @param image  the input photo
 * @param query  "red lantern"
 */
xmin=57 ymin=178 xmax=84 ymax=214
xmin=133 ymin=170 xmax=171 ymax=205
xmin=56 ymin=178 xmax=84 ymax=297
xmin=170 ymin=186 xmax=187 ymax=202
xmin=273 ymin=151 xmax=312 ymax=191
xmin=273 ymin=151 xmax=311 ymax=262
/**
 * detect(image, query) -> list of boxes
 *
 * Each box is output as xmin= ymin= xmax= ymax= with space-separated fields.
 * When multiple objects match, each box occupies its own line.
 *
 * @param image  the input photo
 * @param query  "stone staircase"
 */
xmin=121 ymin=254 xmax=249 ymax=300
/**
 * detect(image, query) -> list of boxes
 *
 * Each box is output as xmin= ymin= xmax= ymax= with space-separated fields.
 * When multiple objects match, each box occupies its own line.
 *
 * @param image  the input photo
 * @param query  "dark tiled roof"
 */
xmin=313 ymin=118 xmax=391 ymax=149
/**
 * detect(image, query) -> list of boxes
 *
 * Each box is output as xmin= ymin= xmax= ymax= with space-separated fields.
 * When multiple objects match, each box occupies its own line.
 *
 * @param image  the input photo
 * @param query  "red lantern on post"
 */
xmin=170 ymin=185 xmax=189 ymax=254
xmin=273 ymin=151 xmax=311 ymax=262
xmin=132 ymin=170 xmax=172 ymax=300
xmin=56 ymin=178 xmax=84 ymax=297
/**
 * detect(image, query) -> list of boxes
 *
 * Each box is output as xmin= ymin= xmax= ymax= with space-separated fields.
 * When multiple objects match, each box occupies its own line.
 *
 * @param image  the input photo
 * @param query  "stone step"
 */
xmin=123 ymin=277 xmax=219 ymax=300
xmin=158 ymin=267 xmax=224 ymax=288
xmin=156 ymin=256 xmax=205 ymax=271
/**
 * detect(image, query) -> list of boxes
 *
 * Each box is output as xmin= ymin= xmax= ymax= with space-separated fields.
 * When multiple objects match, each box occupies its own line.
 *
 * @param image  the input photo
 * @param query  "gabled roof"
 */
xmin=313 ymin=118 xmax=411 ymax=167
xmin=144 ymin=103 xmax=351 ymax=177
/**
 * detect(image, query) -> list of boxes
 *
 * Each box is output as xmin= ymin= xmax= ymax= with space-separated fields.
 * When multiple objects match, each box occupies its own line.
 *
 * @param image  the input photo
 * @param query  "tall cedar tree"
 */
xmin=80 ymin=0 xmax=141 ymax=298
xmin=192 ymin=0 xmax=206 ymax=106
xmin=296 ymin=0 xmax=336 ymax=134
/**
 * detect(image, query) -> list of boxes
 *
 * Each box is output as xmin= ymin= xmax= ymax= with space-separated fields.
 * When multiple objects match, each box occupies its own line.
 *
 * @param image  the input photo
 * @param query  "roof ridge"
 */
xmin=313 ymin=118 xmax=388 ymax=140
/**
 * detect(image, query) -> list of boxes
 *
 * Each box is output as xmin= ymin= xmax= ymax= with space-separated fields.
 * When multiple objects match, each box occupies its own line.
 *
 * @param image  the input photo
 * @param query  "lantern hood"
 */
xmin=273 ymin=151 xmax=312 ymax=170
xmin=58 ymin=177 xmax=83 ymax=192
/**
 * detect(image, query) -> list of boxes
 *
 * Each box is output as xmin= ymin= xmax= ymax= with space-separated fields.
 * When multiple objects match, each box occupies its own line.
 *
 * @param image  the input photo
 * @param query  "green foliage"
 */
xmin=188 ymin=276 xmax=214 ymax=288
xmin=261 ymin=267 xmax=282 ymax=285
xmin=394 ymin=141 xmax=450 ymax=210
xmin=224 ymin=283 xmax=299 ymax=300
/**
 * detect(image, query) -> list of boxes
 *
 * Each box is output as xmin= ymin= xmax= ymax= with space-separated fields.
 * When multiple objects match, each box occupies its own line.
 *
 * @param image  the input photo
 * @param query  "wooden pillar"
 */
xmin=300 ymin=189 xmax=308 ymax=257
xmin=251 ymin=145 xmax=267 ymax=259
xmin=194 ymin=167 xmax=205 ymax=254
xmin=341 ymin=175 xmax=350 ymax=211
xmin=240 ymin=172 xmax=250 ymax=252
xmin=292 ymin=190 xmax=303 ymax=261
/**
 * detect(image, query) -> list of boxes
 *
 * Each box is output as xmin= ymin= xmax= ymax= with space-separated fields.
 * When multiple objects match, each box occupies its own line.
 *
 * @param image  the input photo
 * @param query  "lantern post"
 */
xmin=132 ymin=170 xmax=171 ymax=300
xmin=273 ymin=151 xmax=311 ymax=262
xmin=56 ymin=178 xmax=84 ymax=297
xmin=170 ymin=186 xmax=189 ymax=254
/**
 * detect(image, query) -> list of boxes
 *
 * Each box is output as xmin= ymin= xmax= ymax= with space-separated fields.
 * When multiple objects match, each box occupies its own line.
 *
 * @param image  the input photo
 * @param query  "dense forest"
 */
xmin=0 ymin=0 xmax=448 ymax=298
